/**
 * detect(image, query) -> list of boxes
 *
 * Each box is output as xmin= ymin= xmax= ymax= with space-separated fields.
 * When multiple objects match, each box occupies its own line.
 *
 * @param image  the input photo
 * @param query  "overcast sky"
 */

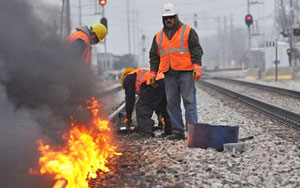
xmin=40 ymin=0 xmax=275 ymax=56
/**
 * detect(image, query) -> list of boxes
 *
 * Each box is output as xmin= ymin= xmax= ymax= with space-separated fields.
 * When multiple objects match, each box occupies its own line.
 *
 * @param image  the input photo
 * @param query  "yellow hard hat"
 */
xmin=91 ymin=23 xmax=107 ymax=41
xmin=120 ymin=68 xmax=135 ymax=87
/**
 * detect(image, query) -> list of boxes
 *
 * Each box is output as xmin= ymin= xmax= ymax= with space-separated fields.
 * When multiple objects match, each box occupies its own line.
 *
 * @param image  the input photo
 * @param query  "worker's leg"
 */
xmin=178 ymin=72 xmax=198 ymax=124
xmin=164 ymin=73 xmax=185 ymax=135
xmin=157 ymin=92 xmax=172 ymax=135
xmin=136 ymin=82 xmax=165 ymax=136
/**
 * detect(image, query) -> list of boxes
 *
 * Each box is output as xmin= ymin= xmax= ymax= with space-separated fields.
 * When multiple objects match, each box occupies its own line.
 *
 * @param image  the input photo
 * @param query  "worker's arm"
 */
xmin=123 ymin=74 xmax=136 ymax=120
xmin=188 ymin=28 xmax=204 ymax=65
xmin=149 ymin=35 xmax=160 ymax=72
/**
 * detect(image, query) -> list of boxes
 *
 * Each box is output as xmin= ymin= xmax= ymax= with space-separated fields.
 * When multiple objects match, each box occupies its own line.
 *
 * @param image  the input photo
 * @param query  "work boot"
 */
xmin=152 ymin=125 xmax=163 ymax=132
xmin=166 ymin=133 xmax=185 ymax=140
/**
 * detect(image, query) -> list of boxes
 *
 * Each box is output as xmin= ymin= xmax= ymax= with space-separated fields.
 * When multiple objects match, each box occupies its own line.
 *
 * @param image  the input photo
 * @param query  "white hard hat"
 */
xmin=162 ymin=3 xmax=177 ymax=17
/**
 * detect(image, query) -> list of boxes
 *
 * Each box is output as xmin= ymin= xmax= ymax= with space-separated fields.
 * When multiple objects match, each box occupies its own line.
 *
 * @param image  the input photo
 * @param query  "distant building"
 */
xmin=97 ymin=53 xmax=139 ymax=80
xmin=97 ymin=53 xmax=121 ymax=74
xmin=264 ymin=41 xmax=289 ymax=70
xmin=249 ymin=47 xmax=265 ymax=71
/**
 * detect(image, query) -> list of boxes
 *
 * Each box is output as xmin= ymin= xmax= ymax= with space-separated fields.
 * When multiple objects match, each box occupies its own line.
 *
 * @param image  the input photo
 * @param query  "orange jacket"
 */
xmin=155 ymin=24 xmax=193 ymax=72
xmin=65 ymin=30 xmax=91 ymax=63
xmin=129 ymin=68 xmax=164 ymax=95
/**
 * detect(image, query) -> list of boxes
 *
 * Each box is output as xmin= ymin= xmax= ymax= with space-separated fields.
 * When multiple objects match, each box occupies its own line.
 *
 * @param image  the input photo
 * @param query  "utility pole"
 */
xmin=65 ymin=0 xmax=71 ymax=35
xmin=60 ymin=0 xmax=65 ymax=37
xmin=132 ymin=10 xmax=136 ymax=56
xmin=136 ymin=11 xmax=141 ymax=67
xmin=224 ymin=16 xmax=229 ymax=68
xmin=289 ymin=0 xmax=295 ymax=67
xmin=247 ymin=0 xmax=252 ymax=68
xmin=217 ymin=16 xmax=222 ymax=69
xmin=141 ymin=34 xmax=146 ymax=67
xmin=127 ymin=0 xmax=132 ymax=54
xmin=95 ymin=1 xmax=108 ymax=53
xmin=275 ymin=41 xmax=278 ymax=81
xmin=229 ymin=14 xmax=234 ymax=67
xmin=246 ymin=0 xmax=264 ymax=68
xmin=103 ymin=5 xmax=107 ymax=53
xmin=78 ymin=0 xmax=82 ymax=26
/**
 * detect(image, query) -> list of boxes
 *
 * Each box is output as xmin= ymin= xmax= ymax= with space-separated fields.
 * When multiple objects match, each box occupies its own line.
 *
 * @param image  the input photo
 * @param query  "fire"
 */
xmin=34 ymin=97 xmax=121 ymax=188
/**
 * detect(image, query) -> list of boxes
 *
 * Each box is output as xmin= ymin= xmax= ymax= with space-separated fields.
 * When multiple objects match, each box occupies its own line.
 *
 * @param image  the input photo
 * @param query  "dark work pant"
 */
xmin=136 ymin=80 xmax=172 ymax=135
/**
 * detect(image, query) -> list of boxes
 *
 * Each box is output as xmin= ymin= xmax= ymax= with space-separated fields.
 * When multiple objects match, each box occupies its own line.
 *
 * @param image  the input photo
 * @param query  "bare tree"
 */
xmin=275 ymin=0 xmax=300 ymax=67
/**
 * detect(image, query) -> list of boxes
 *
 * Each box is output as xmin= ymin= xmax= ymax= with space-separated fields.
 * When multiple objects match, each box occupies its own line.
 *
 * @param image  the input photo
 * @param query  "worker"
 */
xmin=120 ymin=67 xmax=172 ymax=137
xmin=149 ymin=3 xmax=204 ymax=140
xmin=65 ymin=23 xmax=107 ymax=63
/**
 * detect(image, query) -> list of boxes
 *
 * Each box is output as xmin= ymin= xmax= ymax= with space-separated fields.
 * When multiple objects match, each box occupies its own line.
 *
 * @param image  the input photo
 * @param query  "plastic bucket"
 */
xmin=187 ymin=123 xmax=239 ymax=151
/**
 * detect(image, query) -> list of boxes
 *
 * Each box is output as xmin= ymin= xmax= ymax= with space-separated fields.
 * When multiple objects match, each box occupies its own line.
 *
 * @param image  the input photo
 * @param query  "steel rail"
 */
xmin=204 ymin=67 xmax=244 ymax=72
xmin=210 ymin=77 xmax=300 ymax=99
xmin=199 ymin=80 xmax=300 ymax=129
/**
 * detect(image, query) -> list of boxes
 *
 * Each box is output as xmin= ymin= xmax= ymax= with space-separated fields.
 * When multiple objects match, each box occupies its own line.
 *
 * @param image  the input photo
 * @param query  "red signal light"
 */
xmin=245 ymin=14 xmax=253 ymax=27
xmin=99 ymin=0 xmax=106 ymax=6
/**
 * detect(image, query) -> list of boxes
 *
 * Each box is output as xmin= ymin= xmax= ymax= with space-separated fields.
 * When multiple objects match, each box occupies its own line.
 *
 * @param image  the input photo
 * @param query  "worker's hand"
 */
xmin=150 ymin=71 xmax=158 ymax=88
xmin=192 ymin=64 xmax=202 ymax=80
xmin=124 ymin=117 xmax=132 ymax=125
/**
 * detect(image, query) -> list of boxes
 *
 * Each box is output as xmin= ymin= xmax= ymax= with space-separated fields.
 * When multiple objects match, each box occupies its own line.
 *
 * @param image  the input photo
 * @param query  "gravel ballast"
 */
xmin=94 ymin=81 xmax=300 ymax=188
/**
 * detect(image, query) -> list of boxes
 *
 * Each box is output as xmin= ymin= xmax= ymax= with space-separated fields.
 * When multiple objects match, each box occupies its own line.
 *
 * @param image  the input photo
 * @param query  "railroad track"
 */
xmin=53 ymin=80 xmax=300 ymax=188
xmin=199 ymin=80 xmax=300 ymax=130
xmin=97 ymin=85 xmax=122 ymax=98
xmin=209 ymin=77 xmax=300 ymax=99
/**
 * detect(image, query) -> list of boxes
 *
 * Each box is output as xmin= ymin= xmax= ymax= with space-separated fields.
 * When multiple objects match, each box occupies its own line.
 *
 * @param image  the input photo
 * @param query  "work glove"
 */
xmin=150 ymin=71 xmax=158 ymax=88
xmin=124 ymin=117 xmax=132 ymax=126
xmin=192 ymin=64 xmax=202 ymax=80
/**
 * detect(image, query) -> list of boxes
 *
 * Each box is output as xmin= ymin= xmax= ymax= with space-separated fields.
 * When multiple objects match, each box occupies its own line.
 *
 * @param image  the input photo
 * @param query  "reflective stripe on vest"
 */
xmin=128 ymin=68 xmax=165 ymax=95
xmin=65 ymin=31 xmax=91 ymax=63
xmin=156 ymin=25 xmax=193 ymax=72
xmin=129 ymin=68 xmax=149 ymax=95
xmin=158 ymin=25 xmax=189 ymax=55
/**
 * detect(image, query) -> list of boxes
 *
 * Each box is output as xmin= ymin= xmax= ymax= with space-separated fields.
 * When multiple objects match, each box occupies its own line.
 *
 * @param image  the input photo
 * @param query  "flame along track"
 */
xmin=35 ymin=97 xmax=122 ymax=188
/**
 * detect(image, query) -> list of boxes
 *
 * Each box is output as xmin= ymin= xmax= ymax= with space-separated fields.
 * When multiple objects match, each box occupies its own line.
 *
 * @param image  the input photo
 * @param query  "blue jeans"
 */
xmin=164 ymin=72 xmax=198 ymax=135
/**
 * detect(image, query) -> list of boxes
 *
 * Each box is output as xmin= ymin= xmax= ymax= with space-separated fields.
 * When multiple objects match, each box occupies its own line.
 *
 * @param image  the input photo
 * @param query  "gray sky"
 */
xmin=40 ymin=0 xmax=275 ymax=56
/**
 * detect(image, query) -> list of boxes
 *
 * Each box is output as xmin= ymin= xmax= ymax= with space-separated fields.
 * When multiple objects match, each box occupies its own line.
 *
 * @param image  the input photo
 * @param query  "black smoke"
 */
xmin=0 ymin=0 xmax=103 ymax=187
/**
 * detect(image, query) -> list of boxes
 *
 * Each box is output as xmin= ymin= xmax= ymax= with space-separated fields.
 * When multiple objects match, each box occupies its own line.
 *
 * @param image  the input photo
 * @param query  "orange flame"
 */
xmin=35 ymin=97 xmax=121 ymax=188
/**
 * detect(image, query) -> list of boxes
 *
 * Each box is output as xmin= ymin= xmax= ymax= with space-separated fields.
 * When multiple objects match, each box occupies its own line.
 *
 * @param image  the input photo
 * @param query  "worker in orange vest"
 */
xmin=65 ymin=23 xmax=107 ymax=63
xmin=120 ymin=67 xmax=172 ymax=137
xmin=149 ymin=3 xmax=204 ymax=140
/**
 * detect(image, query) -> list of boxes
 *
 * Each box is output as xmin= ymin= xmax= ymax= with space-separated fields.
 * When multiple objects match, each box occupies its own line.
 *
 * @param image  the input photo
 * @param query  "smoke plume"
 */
xmin=0 ymin=0 xmax=103 ymax=187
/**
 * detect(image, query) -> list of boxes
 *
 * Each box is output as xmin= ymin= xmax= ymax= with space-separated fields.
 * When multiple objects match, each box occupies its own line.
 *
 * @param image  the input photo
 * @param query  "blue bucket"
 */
xmin=187 ymin=123 xmax=239 ymax=151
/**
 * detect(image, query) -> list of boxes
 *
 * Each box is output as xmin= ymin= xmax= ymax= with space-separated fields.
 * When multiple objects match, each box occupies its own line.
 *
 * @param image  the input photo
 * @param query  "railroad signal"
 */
xmin=99 ymin=0 xmax=107 ymax=6
xmin=245 ymin=14 xmax=253 ymax=27
xmin=293 ymin=28 xmax=300 ymax=37
xmin=101 ymin=17 xmax=108 ymax=29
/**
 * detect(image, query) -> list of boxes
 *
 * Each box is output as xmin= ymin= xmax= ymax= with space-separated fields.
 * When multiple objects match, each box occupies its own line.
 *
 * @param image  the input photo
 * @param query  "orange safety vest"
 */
xmin=155 ymin=24 xmax=193 ymax=72
xmin=65 ymin=30 xmax=91 ymax=63
xmin=128 ymin=68 xmax=164 ymax=95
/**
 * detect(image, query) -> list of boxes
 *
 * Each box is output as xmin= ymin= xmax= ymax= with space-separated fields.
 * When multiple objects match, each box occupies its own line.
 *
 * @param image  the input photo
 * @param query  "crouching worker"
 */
xmin=120 ymin=67 xmax=172 ymax=137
